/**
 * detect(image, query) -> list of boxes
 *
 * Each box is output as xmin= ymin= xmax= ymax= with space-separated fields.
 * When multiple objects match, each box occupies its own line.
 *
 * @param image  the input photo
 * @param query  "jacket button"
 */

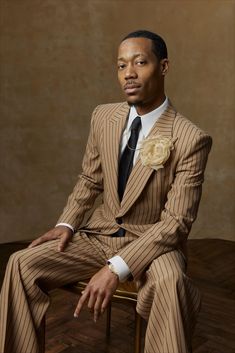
xmin=116 ymin=217 xmax=122 ymax=224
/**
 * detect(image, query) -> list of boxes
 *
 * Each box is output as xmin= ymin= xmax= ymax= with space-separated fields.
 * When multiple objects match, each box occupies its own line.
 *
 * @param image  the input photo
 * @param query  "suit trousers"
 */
xmin=0 ymin=232 xmax=201 ymax=353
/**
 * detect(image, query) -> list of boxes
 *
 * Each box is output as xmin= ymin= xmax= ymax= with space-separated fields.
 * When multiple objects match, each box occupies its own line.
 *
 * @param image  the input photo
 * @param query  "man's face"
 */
xmin=117 ymin=37 xmax=168 ymax=115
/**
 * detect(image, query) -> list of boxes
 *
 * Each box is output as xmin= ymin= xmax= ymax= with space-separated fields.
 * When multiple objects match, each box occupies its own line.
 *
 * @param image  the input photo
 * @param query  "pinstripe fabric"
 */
xmin=58 ymin=102 xmax=212 ymax=279
xmin=0 ymin=101 xmax=212 ymax=353
xmin=136 ymin=250 xmax=201 ymax=353
xmin=0 ymin=233 xmax=133 ymax=353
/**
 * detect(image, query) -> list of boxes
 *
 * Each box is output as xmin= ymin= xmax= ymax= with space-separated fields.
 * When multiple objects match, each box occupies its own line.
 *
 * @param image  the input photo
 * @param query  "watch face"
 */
xmin=108 ymin=264 xmax=119 ymax=277
xmin=109 ymin=264 xmax=114 ymax=271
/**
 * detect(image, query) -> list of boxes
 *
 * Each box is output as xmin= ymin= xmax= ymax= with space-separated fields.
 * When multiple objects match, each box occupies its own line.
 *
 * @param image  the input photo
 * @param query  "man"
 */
xmin=0 ymin=30 xmax=212 ymax=353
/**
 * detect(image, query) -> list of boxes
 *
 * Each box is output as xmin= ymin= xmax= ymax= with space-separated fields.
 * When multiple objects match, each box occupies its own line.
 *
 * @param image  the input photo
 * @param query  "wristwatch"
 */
xmin=108 ymin=262 xmax=119 ymax=279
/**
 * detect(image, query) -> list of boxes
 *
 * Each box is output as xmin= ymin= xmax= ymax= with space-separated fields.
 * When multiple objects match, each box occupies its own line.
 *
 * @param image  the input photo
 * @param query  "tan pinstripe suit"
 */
xmin=0 ymin=101 xmax=212 ymax=353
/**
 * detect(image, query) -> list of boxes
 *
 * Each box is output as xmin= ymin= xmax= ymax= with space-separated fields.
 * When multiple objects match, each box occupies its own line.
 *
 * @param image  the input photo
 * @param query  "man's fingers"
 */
xmin=87 ymin=292 xmax=96 ymax=312
xmin=93 ymin=295 xmax=104 ymax=323
xmin=28 ymin=237 xmax=43 ymax=248
xmin=28 ymin=226 xmax=73 ymax=250
xmin=101 ymin=295 xmax=111 ymax=314
xmin=58 ymin=233 xmax=71 ymax=252
xmin=28 ymin=233 xmax=57 ymax=248
xmin=74 ymin=288 xmax=105 ymax=322
xmin=74 ymin=291 xmax=89 ymax=318
xmin=74 ymin=267 xmax=118 ymax=321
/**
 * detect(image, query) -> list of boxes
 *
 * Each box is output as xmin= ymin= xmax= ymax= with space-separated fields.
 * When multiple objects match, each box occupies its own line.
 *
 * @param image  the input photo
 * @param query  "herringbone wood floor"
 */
xmin=1 ymin=239 xmax=235 ymax=353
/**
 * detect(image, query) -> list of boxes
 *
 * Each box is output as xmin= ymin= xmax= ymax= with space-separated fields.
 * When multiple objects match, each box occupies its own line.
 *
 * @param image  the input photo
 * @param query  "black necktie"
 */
xmin=118 ymin=116 xmax=142 ymax=201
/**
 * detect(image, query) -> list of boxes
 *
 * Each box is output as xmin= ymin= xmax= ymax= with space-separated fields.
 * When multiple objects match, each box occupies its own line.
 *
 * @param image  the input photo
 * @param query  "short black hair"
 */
xmin=122 ymin=30 xmax=168 ymax=61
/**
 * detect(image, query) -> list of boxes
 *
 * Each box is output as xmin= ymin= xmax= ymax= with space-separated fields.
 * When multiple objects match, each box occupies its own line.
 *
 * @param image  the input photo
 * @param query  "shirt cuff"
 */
xmin=108 ymin=255 xmax=131 ymax=282
xmin=56 ymin=223 xmax=74 ymax=233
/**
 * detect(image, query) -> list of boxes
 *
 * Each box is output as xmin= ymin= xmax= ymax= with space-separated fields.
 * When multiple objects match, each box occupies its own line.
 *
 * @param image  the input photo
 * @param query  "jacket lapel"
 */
xmin=117 ymin=103 xmax=177 ymax=217
xmin=103 ymin=102 xmax=130 ymax=212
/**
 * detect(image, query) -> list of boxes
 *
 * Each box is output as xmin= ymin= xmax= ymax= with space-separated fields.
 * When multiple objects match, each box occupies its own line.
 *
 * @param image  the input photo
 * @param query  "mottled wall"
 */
xmin=0 ymin=0 xmax=234 ymax=243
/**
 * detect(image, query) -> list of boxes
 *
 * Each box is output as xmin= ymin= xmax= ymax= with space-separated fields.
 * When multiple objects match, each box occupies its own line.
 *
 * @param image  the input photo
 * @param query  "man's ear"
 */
xmin=160 ymin=59 xmax=169 ymax=76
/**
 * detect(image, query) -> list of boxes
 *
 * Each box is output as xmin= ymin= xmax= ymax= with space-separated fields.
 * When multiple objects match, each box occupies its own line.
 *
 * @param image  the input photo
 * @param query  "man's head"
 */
xmin=122 ymin=30 xmax=168 ymax=62
xmin=117 ymin=30 xmax=169 ymax=115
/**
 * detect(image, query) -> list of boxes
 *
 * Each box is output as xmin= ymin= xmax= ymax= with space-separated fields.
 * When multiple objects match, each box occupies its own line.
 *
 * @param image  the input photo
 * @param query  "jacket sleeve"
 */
xmin=57 ymin=106 xmax=104 ymax=230
xmin=117 ymin=132 xmax=212 ymax=279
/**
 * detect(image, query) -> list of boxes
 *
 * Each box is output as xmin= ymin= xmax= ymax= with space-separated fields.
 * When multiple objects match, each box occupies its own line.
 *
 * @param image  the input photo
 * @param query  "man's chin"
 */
xmin=125 ymin=95 xmax=142 ymax=106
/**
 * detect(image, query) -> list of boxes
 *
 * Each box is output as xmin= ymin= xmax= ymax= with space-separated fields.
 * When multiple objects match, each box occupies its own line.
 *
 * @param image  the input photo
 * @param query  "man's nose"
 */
xmin=125 ymin=64 xmax=137 ymax=80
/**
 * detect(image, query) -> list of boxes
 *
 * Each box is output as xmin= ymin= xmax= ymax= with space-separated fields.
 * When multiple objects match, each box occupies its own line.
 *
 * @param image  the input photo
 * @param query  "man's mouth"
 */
xmin=124 ymin=82 xmax=141 ymax=94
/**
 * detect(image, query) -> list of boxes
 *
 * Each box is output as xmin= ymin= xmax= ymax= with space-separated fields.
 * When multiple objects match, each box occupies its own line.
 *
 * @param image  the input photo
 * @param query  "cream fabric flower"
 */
xmin=140 ymin=135 xmax=174 ymax=171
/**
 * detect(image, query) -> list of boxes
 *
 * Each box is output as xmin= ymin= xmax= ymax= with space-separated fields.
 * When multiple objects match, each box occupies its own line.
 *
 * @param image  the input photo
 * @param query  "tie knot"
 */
xmin=131 ymin=116 xmax=141 ymax=132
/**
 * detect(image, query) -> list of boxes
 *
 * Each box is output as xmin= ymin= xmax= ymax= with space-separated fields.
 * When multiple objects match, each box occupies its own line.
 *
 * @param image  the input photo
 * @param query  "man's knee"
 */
xmin=149 ymin=251 xmax=186 ymax=284
xmin=137 ymin=252 xmax=186 ymax=312
xmin=148 ymin=252 xmax=200 ymax=313
xmin=8 ymin=248 xmax=28 ymax=269
xmin=7 ymin=246 xmax=44 ymax=279
xmin=162 ymin=264 xmax=185 ymax=286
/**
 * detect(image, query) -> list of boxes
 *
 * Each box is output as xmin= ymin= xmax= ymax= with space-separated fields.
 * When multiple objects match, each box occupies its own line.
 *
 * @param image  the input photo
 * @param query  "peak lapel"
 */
xmin=103 ymin=102 xmax=130 ymax=212
xmin=117 ymin=103 xmax=177 ymax=217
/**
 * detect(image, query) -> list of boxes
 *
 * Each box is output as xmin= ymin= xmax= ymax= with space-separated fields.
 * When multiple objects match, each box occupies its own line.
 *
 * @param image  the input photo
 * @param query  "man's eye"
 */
xmin=118 ymin=63 xmax=126 ymax=70
xmin=136 ymin=60 xmax=146 ymax=66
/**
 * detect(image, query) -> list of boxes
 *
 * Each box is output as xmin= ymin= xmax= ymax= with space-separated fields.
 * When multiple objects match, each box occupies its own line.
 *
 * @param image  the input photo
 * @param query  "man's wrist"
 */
xmin=107 ymin=256 xmax=131 ymax=282
xmin=107 ymin=263 xmax=119 ymax=279
xmin=56 ymin=223 xmax=74 ymax=233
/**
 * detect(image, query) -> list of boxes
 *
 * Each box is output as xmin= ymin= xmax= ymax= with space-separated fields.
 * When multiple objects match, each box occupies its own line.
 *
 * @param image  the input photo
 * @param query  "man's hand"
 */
xmin=74 ymin=265 xmax=119 ymax=323
xmin=28 ymin=226 xmax=73 ymax=252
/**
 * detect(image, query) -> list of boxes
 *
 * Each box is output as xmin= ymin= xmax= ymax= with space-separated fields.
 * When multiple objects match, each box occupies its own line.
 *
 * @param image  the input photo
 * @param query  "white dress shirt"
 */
xmin=57 ymin=97 xmax=169 ymax=281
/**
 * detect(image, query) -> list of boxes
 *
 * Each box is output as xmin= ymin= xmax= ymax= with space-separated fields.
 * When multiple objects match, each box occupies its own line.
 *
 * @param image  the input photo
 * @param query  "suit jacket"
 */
xmin=57 ymin=101 xmax=212 ymax=279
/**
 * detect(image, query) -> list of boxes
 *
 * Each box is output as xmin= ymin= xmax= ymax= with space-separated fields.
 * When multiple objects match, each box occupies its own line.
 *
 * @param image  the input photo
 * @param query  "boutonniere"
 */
xmin=139 ymin=135 xmax=175 ymax=171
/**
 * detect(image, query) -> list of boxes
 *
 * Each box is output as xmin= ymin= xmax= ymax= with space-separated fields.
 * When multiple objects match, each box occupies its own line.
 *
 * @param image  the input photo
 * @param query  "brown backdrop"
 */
xmin=0 ymin=0 xmax=234 ymax=243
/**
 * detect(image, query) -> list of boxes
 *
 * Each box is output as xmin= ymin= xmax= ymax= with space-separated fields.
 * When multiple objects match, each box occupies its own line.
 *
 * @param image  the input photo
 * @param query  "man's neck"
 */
xmin=135 ymin=94 xmax=166 ymax=116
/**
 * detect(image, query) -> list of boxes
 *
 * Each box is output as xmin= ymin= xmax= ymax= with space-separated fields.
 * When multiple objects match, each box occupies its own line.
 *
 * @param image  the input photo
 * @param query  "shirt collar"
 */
xmin=128 ymin=97 xmax=169 ymax=137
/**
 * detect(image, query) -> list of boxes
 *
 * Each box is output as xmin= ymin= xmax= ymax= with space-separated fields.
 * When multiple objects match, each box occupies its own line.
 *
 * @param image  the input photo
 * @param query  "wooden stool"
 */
xmin=63 ymin=280 xmax=143 ymax=353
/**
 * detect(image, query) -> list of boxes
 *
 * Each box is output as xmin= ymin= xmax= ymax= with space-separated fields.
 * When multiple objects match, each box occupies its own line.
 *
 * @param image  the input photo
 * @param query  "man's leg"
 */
xmin=0 ymin=232 xmax=107 ymax=353
xmin=137 ymin=250 xmax=201 ymax=353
